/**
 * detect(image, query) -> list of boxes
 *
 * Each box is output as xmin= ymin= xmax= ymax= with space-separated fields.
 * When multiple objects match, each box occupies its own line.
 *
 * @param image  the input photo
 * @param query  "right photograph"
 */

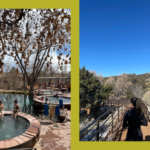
xmin=79 ymin=0 xmax=150 ymax=141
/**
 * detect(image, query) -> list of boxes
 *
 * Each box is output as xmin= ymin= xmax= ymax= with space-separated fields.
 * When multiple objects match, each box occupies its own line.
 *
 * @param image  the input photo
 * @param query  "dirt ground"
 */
xmin=116 ymin=113 xmax=150 ymax=141
xmin=120 ymin=121 xmax=150 ymax=141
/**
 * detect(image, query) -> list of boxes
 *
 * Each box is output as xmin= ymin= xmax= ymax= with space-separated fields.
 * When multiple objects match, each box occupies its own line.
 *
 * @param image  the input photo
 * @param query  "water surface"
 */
xmin=0 ymin=115 xmax=29 ymax=141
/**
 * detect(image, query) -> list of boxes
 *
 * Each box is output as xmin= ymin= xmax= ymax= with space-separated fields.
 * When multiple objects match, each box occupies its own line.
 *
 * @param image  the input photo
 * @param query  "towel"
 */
xmin=44 ymin=104 xmax=49 ymax=116
xmin=52 ymin=85 xmax=55 ymax=90
xmin=59 ymin=99 xmax=63 ymax=109
xmin=55 ymin=105 xmax=60 ymax=116
xmin=49 ymin=105 xmax=56 ymax=118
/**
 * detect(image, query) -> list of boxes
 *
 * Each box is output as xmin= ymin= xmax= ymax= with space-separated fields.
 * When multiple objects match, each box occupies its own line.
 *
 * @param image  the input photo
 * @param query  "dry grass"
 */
xmin=0 ymin=90 xmax=29 ymax=94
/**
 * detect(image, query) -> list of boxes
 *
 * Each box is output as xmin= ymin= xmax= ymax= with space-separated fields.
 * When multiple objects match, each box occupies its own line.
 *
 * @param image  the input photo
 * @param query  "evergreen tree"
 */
xmin=80 ymin=66 xmax=102 ymax=110
xmin=100 ymin=84 xmax=113 ymax=99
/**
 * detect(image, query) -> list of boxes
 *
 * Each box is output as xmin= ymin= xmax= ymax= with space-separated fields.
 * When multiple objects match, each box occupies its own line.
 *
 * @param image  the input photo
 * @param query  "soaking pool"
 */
xmin=0 ymin=93 xmax=30 ymax=112
xmin=0 ymin=115 xmax=29 ymax=141
xmin=42 ymin=91 xmax=57 ymax=95
xmin=0 ymin=94 xmax=41 ymax=149
xmin=46 ymin=96 xmax=70 ymax=104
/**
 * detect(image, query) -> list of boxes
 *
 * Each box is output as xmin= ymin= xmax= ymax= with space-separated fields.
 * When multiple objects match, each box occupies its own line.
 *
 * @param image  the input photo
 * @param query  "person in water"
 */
xmin=0 ymin=101 xmax=4 ymax=120
xmin=41 ymin=96 xmax=44 ymax=101
xmin=123 ymin=97 xmax=148 ymax=141
xmin=12 ymin=100 xmax=21 ymax=119
xmin=34 ymin=91 xmax=37 ymax=98
xmin=45 ymin=98 xmax=49 ymax=104
xmin=54 ymin=92 xmax=59 ymax=98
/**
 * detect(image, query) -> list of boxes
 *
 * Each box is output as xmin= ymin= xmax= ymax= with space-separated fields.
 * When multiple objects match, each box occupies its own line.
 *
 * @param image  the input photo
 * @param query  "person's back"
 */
xmin=123 ymin=97 xmax=148 ymax=141
xmin=124 ymin=108 xmax=142 ymax=128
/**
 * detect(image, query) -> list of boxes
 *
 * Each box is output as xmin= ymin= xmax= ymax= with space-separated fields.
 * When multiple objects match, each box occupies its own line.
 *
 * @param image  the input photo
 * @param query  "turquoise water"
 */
xmin=42 ymin=91 xmax=57 ymax=95
xmin=0 ymin=115 xmax=29 ymax=141
xmin=0 ymin=93 xmax=70 ymax=113
xmin=0 ymin=93 xmax=31 ymax=113
xmin=45 ymin=96 xmax=70 ymax=104
xmin=0 ymin=93 xmax=70 ymax=141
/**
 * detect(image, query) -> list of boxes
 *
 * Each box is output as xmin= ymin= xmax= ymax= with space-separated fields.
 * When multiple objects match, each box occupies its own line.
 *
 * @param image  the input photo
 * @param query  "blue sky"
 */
xmin=80 ymin=0 xmax=150 ymax=77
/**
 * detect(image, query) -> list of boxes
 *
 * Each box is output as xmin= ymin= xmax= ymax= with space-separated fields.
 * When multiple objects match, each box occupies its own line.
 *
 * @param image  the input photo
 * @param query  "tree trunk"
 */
xmin=23 ymin=94 xmax=27 ymax=112
xmin=28 ymin=82 xmax=34 ymax=105
xmin=23 ymin=73 xmax=25 ymax=91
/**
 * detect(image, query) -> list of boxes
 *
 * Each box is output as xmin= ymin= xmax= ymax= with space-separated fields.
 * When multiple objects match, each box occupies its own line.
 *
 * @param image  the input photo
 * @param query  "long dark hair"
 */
xmin=130 ymin=97 xmax=142 ymax=115
xmin=14 ymin=100 xmax=18 ymax=104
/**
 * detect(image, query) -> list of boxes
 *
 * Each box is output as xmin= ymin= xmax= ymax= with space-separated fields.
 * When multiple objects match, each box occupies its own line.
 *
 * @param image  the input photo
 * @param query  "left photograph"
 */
xmin=0 ymin=9 xmax=71 ymax=150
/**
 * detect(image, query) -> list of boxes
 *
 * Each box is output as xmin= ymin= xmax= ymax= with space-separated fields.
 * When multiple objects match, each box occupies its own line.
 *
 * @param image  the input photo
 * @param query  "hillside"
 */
xmin=98 ymin=72 xmax=150 ymax=91
xmin=95 ymin=72 xmax=150 ymax=105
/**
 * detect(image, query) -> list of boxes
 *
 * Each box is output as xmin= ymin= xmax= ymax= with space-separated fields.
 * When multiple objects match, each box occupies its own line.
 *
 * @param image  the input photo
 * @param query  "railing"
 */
xmin=102 ymin=99 xmax=127 ymax=106
xmin=80 ymin=99 xmax=130 ymax=141
xmin=26 ymin=124 xmax=40 ymax=141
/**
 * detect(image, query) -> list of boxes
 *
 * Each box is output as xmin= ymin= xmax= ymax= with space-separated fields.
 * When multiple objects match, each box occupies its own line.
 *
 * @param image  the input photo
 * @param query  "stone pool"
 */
xmin=0 ymin=94 xmax=41 ymax=149
xmin=0 ymin=112 xmax=40 ymax=149
xmin=45 ymin=96 xmax=70 ymax=104
xmin=42 ymin=91 xmax=57 ymax=95
xmin=0 ymin=115 xmax=29 ymax=141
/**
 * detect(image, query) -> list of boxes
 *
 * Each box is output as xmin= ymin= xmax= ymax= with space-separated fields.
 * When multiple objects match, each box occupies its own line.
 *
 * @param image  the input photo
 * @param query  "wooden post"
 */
xmin=118 ymin=101 xmax=119 ymax=122
xmin=97 ymin=121 xmax=99 ymax=141
xmin=58 ymin=78 xmax=59 ymax=88
xmin=112 ymin=108 xmax=113 ymax=133
xmin=123 ymin=101 xmax=125 ymax=112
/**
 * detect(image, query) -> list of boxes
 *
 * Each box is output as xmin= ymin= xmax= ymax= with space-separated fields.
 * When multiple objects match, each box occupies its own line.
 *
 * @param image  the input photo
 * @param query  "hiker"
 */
xmin=0 ymin=101 xmax=4 ymax=120
xmin=12 ymin=100 xmax=21 ymax=119
xmin=123 ymin=97 xmax=148 ymax=141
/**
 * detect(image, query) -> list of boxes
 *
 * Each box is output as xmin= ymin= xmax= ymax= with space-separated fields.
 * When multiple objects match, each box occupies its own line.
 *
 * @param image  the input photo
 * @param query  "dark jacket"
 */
xmin=123 ymin=108 xmax=148 ymax=141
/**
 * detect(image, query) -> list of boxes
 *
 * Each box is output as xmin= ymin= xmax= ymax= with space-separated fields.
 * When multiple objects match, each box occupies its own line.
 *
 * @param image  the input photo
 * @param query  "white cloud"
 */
xmin=3 ymin=50 xmax=70 ymax=73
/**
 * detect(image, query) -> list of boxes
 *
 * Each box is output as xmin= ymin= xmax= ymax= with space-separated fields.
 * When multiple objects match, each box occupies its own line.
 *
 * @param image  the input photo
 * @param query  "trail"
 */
xmin=114 ymin=105 xmax=150 ymax=141
xmin=120 ymin=121 xmax=150 ymax=141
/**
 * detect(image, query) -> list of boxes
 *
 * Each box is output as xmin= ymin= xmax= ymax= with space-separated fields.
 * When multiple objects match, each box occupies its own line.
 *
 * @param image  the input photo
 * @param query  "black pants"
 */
xmin=126 ymin=128 xmax=143 ymax=141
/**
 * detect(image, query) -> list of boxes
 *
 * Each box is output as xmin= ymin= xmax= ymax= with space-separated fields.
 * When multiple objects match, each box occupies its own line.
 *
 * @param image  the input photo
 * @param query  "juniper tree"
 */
xmin=80 ymin=66 xmax=102 ymax=110
xmin=100 ymin=84 xmax=113 ymax=99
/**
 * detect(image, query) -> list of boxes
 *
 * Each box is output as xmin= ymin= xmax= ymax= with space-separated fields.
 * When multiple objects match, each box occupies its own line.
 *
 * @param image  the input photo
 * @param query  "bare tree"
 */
xmin=143 ymin=91 xmax=150 ymax=105
xmin=0 ymin=9 xmax=71 ymax=97
xmin=105 ymin=76 xmax=115 ymax=87
xmin=131 ymin=85 xmax=144 ymax=98
xmin=114 ymin=73 xmax=132 ymax=97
